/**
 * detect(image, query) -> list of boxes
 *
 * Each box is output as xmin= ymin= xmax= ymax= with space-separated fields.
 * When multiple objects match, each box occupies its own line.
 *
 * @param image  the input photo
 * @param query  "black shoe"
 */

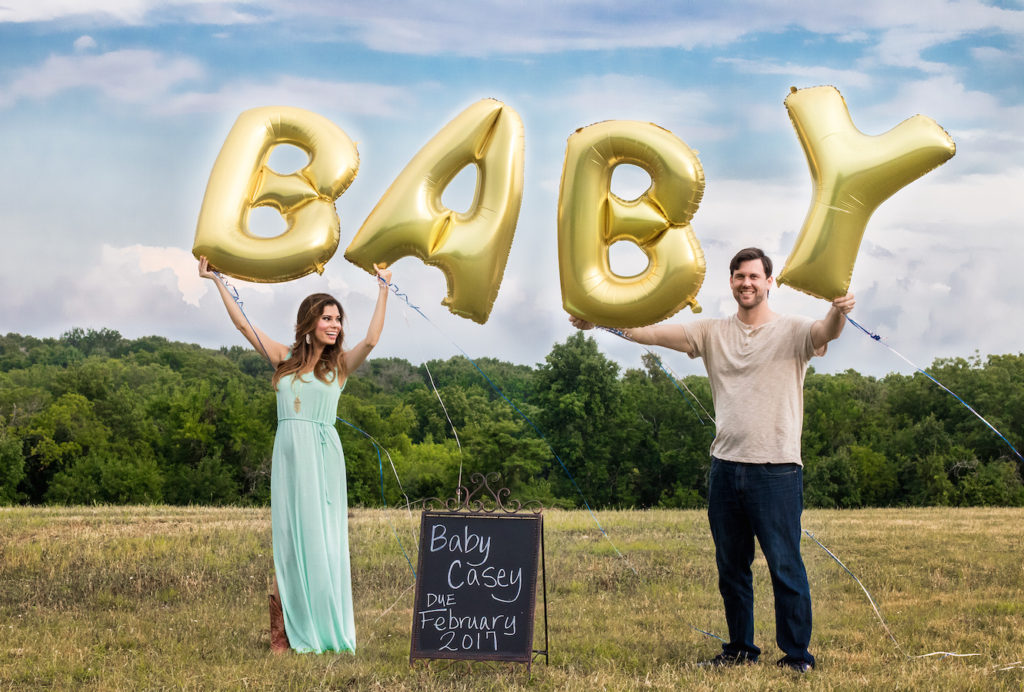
xmin=698 ymin=652 xmax=758 ymax=667
xmin=776 ymin=656 xmax=814 ymax=673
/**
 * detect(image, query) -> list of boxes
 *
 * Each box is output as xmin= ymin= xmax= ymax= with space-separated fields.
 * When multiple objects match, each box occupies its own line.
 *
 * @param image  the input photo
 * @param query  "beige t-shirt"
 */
xmin=687 ymin=314 xmax=824 ymax=465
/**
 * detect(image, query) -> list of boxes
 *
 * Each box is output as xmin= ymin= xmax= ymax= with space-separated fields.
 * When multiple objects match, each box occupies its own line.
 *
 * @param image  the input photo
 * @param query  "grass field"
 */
xmin=1 ymin=505 xmax=1023 ymax=690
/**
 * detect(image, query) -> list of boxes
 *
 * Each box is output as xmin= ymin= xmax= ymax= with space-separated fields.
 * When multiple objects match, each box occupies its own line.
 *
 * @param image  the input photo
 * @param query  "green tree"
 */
xmin=804 ymin=449 xmax=861 ymax=508
xmin=21 ymin=393 xmax=110 ymax=502
xmin=850 ymin=444 xmax=898 ymax=506
xmin=0 ymin=422 xmax=25 ymax=504
xmin=533 ymin=333 xmax=637 ymax=507
xmin=46 ymin=450 xmax=163 ymax=504
xmin=957 ymin=460 xmax=1024 ymax=506
xmin=461 ymin=413 xmax=550 ymax=496
xmin=622 ymin=355 xmax=714 ymax=508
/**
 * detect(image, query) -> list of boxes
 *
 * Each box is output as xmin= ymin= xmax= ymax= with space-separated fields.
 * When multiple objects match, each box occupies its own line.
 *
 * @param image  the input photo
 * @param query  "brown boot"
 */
xmin=269 ymin=593 xmax=290 ymax=653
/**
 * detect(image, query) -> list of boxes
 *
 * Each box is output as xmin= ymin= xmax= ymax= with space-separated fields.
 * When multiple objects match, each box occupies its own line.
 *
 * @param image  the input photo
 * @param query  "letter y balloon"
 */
xmin=777 ymin=86 xmax=955 ymax=300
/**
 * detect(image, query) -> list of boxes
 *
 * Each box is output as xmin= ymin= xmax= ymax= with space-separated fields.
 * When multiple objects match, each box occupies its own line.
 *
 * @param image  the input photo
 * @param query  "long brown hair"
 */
xmin=272 ymin=293 xmax=346 ymax=389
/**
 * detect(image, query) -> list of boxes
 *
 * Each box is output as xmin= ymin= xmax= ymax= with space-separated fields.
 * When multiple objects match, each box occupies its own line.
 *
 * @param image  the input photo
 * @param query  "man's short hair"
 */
xmin=729 ymin=247 xmax=773 ymax=278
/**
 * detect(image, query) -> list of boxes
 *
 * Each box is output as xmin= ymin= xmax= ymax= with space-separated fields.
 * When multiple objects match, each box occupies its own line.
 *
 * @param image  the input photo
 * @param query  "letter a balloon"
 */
xmin=777 ymin=86 xmax=956 ymax=300
xmin=345 ymin=99 xmax=524 ymax=324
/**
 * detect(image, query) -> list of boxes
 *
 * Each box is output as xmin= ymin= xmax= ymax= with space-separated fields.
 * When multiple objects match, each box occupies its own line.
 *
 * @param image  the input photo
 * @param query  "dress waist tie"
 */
xmin=278 ymin=416 xmax=334 ymax=505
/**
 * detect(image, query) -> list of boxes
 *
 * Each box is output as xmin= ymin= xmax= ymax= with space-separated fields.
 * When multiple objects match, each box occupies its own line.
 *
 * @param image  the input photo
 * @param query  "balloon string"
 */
xmin=335 ymin=416 xmax=413 ymax=516
xmin=336 ymin=416 xmax=417 ymax=578
xmin=803 ymin=529 xmax=980 ymax=661
xmin=598 ymin=326 xmax=715 ymax=425
xmin=845 ymin=316 xmax=1023 ymax=464
xmin=213 ymin=271 xmax=274 ymax=363
xmin=392 ymin=296 xmax=467 ymax=504
xmin=423 ymin=360 xmax=465 ymax=499
xmin=381 ymin=279 xmax=638 ymax=576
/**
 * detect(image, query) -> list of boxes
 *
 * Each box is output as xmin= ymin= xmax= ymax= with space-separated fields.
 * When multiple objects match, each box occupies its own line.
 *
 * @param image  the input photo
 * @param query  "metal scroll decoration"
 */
xmin=419 ymin=472 xmax=544 ymax=514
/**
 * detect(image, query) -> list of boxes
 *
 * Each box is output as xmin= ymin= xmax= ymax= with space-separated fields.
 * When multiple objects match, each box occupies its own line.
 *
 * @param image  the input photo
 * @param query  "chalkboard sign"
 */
xmin=410 ymin=511 xmax=542 ymax=664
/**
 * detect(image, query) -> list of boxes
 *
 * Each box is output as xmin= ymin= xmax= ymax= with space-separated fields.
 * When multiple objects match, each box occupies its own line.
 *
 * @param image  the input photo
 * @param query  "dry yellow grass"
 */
xmin=1 ymin=506 xmax=1022 ymax=690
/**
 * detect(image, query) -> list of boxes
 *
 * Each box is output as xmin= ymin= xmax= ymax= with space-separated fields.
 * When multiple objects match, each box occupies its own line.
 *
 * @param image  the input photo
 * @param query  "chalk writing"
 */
xmin=411 ymin=512 xmax=541 ymax=663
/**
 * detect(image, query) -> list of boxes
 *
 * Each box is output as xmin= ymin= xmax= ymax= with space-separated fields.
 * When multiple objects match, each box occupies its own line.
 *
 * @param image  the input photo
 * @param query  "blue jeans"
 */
xmin=707 ymin=458 xmax=814 ymax=665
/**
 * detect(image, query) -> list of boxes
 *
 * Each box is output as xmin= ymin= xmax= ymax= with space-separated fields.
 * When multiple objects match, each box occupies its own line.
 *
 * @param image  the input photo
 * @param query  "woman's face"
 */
xmin=311 ymin=304 xmax=341 ymax=348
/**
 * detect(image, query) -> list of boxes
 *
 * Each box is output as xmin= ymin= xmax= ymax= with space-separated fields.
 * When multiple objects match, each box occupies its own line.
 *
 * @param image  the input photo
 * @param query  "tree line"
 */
xmin=1 ymin=328 xmax=1021 ymax=508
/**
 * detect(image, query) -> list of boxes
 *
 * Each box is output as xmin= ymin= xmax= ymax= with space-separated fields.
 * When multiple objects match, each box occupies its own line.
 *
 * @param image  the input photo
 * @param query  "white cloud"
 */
xmin=869 ymin=27 xmax=965 ymax=74
xmin=321 ymin=3 xmax=753 ymax=56
xmin=6 ymin=1 xmax=1024 ymax=70
xmin=548 ymin=74 xmax=727 ymax=142
xmin=0 ymin=0 xmax=150 ymax=24
xmin=107 ymin=244 xmax=209 ymax=306
xmin=161 ymin=77 xmax=412 ymax=118
xmin=858 ymin=76 xmax=1024 ymax=174
xmin=837 ymin=30 xmax=871 ymax=44
xmin=0 ymin=47 xmax=413 ymax=118
xmin=864 ymin=75 xmax=1003 ymax=124
xmin=73 ymin=35 xmax=97 ymax=52
xmin=970 ymin=45 xmax=1011 ymax=62
xmin=0 ymin=49 xmax=203 ymax=109
xmin=308 ymin=0 xmax=1024 ymax=62
xmin=0 ymin=0 xmax=263 ymax=25
xmin=717 ymin=57 xmax=872 ymax=89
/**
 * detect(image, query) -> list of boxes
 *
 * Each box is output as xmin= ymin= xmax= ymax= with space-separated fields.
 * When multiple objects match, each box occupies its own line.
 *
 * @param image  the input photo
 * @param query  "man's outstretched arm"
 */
xmin=810 ymin=294 xmax=856 ymax=351
xmin=569 ymin=316 xmax=695 ymax=355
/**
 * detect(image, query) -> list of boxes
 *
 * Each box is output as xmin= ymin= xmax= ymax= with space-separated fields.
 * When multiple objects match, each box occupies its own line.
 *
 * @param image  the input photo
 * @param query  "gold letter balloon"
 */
xmin=344 ymin=99 xmax=524 ymax=324
xmin=778 ymin=86 xmax=956 ymax=299
xmin=558 ymin=121 xmax=706 ymax=328
xmin=192 ymin=106 xmax=359 ymax=282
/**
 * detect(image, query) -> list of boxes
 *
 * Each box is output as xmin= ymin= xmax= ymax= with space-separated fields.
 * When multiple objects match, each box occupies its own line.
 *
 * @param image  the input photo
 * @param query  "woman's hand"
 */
xmin=373 ymin=263 xmax=392 ymax=286
xmin=198 ymin=256 xmax=218 ymax=281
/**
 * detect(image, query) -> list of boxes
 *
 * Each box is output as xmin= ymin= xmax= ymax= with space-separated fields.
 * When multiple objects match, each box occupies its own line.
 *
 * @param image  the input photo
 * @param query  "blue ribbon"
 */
xmin=336 ymin=416 xmax=417 ymax=578
xmin=598 ymin=326 xmax=714 ymax=425
xmin=846 ymin=316 xmax=1023 ymax=464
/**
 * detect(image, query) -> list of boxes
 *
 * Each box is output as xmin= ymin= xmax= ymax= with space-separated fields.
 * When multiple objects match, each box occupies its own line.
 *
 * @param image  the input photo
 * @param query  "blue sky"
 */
xmin=2 ymin=1 xmax=1023 ymax=378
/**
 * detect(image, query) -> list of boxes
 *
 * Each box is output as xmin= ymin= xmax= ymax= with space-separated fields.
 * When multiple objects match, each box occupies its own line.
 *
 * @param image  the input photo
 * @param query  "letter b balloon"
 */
xmin=193 ymin=106 xmax=359 ymax=283
xmin=558 ymin=121 xmax=706 ymax=328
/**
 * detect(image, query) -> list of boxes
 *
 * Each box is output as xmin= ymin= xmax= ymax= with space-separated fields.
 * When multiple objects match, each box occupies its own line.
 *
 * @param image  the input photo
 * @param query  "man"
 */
xmin=570 ymin=247 xmax=855 ymax=673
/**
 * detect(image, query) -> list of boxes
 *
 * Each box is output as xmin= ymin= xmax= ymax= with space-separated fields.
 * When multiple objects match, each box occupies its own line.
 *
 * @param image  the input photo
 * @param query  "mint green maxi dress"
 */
xmin=272 ymin=372 xmax=356 ymax=653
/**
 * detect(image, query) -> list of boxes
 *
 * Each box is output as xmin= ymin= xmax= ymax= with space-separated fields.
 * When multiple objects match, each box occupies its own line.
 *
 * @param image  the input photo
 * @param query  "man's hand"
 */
xmin=569 ymin=315 xmax=595 ymax=330
xmin=811 ymin=292 xmax=855 ymax=350
xmin=832 ymin=293 xmax=855 ymax=315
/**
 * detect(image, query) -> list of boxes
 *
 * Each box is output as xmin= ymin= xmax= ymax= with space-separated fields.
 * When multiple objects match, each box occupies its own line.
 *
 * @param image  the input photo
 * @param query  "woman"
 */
xmin=198 ymin=256 xmax=391 ymax=654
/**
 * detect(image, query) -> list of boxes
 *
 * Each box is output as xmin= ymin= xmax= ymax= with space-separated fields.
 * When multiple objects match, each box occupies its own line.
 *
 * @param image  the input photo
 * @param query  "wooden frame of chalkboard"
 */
xmin=409 ymin=477 xmax=547 ymax=670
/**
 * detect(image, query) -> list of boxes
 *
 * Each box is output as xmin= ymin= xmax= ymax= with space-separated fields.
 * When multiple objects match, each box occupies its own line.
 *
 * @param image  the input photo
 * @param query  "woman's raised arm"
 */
xmin=342 ymin=264 xmax=391 ymax=374
xmin=198 ymin=256 xmax=289 ymax=366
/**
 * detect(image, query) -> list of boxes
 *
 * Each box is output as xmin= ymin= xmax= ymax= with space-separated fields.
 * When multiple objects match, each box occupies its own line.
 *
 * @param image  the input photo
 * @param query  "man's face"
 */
xmin=730 ymin=258 xmax=773 ymax=309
